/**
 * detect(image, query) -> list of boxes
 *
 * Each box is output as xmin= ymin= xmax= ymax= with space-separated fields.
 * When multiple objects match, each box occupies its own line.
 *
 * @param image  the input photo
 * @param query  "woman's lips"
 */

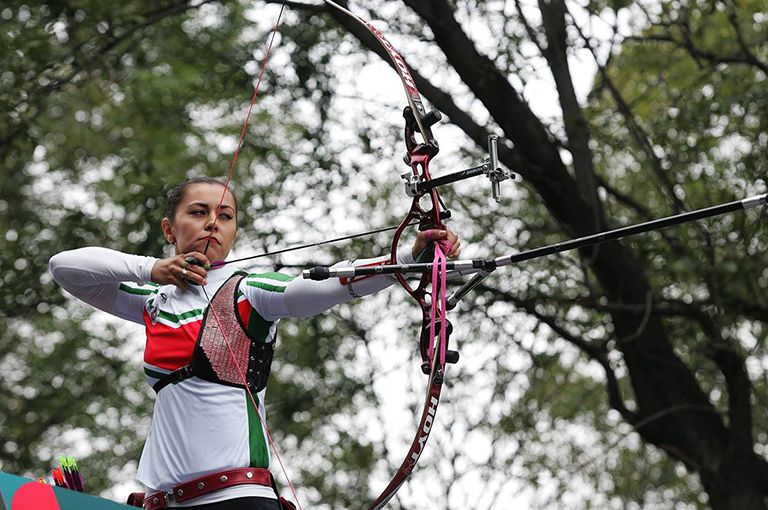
xmin=200 ymin=236 xmax=220 ymax=245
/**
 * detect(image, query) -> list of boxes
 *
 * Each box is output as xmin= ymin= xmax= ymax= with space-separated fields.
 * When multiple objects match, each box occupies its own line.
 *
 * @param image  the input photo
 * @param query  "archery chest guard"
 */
xmin=153 ymin=273 xmax=274 ymax=393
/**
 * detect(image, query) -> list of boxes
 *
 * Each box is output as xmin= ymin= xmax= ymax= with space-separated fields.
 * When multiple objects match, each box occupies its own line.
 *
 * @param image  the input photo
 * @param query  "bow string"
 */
xmin=197 ymin=4 xmax=305 ymax=510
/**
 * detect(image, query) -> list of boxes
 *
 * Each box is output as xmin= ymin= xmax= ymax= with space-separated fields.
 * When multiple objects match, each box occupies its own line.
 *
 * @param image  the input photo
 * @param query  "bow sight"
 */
xmin=401 ymin=132 xmax=516 ymax=203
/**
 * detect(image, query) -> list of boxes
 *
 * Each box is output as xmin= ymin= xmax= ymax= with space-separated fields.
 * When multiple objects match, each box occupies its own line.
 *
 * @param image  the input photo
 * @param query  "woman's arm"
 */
xmin=244 ymin=229 xmax=462 ymax=320
xmin=243 ymin=251 xmax=417 ymax=321
xmin=49 ymin=247 xmax=159 ymax=324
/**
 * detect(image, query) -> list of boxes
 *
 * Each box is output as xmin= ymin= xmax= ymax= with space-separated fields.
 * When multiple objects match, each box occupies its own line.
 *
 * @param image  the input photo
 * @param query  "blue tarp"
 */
xmin=0 ymin=471 xmax=132 ymax=510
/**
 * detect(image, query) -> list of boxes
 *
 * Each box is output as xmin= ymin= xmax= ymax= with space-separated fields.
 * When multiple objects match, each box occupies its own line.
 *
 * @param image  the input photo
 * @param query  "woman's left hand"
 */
xmin=412 ymin=228 xmax=462 ymax=260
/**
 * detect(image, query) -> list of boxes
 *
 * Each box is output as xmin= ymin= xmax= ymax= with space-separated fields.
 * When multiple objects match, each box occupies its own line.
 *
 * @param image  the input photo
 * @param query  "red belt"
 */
xmin=141 ymin=467 xmax=275 ymax=510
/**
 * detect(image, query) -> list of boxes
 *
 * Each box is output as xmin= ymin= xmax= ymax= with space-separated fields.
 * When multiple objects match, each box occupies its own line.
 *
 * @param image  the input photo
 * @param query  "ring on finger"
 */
xmin=181 ymin=268 xmax=188 ymax=276
xmin=182 ymin=260 xmax=190 ymax=269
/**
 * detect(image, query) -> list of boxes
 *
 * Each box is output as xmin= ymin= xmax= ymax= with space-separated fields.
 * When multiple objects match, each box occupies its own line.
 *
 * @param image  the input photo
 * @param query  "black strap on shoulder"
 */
xmin=152 ymin=365 xmax=195 ymax=393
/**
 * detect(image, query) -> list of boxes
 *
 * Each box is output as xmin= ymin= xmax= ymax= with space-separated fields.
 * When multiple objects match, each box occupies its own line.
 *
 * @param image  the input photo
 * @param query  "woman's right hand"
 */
xmin=151 ymin=252 xmax=211 ymax=289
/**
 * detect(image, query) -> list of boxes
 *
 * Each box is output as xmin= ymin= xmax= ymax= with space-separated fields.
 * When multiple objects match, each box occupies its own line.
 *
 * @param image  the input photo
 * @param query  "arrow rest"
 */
xmin=418 ymin=209 xmax=452 ymax=231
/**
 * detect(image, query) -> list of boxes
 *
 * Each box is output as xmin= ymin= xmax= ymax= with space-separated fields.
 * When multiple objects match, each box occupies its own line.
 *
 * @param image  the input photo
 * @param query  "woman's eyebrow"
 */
xmin=187 ymin=201 xmax=234 ymax=211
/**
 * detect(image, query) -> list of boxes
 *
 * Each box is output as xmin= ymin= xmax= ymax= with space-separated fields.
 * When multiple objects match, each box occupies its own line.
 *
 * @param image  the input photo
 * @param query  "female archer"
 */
xmin=49 ymin=176 xmax=460 ymax=510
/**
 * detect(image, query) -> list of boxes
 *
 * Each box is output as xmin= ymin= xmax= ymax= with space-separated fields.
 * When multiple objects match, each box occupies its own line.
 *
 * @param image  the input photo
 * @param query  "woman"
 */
xmin=49 ymin=177 xmax=460 ymax=509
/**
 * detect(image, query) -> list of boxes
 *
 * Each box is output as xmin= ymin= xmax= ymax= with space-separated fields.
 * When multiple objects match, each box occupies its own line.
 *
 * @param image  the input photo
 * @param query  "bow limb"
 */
xmin=322 ymin=0 xmax=441 ymax=149
xmin=322 ymin=2 xmax=453 ymax=508
xmin=366 ymin=377 xmax=444 ymax=510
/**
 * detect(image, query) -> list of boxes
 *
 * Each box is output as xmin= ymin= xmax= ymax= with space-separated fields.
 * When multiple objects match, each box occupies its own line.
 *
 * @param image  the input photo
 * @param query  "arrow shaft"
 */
xmin=304 ymin=194 xmax=767 ymax=288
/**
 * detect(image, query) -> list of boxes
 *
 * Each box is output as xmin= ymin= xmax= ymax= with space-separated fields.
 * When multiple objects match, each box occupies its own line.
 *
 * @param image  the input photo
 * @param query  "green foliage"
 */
xmin=0 ymin=0 xmax=283 ymax=495
xmin=2 ymin=0 xmax=768 ymax=508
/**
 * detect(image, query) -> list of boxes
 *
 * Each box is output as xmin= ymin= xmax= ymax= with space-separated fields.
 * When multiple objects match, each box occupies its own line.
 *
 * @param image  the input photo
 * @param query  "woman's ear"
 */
xmin=161 ymin=217 xmax=175 ymax=244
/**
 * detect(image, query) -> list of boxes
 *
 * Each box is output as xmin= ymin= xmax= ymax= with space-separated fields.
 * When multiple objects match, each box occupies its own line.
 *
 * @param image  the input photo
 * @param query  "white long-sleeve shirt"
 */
xmin=49 ymin=247 xmax=411 ymax=506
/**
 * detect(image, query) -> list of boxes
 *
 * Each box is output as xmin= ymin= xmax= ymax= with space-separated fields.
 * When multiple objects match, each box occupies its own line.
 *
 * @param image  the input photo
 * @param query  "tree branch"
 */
xmin=538 ymin=0 xmax=604 ymax=232
xmin=482 ymin=286 xmax=638 ymax=424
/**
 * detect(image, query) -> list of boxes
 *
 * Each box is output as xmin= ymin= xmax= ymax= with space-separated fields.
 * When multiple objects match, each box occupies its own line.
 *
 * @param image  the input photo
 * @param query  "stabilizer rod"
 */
xmin=304 ymin=193 xmax=767 ymax=305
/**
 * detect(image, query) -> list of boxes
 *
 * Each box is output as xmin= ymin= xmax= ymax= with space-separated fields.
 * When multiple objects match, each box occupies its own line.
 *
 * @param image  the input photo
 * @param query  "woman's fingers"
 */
xmin=185 ymin=252 xmax=211 ymax=269
xmin=152 ymin=253 xmax=210 ymax=289
xmin=411 ymin=228 xmax=463 ymax=260
xmin=179 ymin=253 xmax=208 ymax=287
xmin=446 ymin=238 xmax=461 ymax=259
xmin=436 ymin=229 xmax=458 ymax=258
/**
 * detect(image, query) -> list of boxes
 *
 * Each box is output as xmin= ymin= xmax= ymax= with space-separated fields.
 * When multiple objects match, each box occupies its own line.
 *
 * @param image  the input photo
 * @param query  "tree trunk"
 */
xmin=396 ymin=0 xmax=768 ymax=506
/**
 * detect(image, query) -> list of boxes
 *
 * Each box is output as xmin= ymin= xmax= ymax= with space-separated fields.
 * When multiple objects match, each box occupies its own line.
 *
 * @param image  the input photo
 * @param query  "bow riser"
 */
xmin=391 ymin=148 xmax=448 ymax=368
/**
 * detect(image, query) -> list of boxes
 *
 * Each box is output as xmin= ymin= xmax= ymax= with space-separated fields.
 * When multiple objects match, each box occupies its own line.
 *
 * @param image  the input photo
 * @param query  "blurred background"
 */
xmin=1 ymin=1 xmax=767 ymax=508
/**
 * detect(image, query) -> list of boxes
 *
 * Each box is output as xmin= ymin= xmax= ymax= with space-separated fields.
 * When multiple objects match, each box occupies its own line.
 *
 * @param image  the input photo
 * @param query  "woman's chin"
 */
xmin=207 ymin=246 xmax=231 ymax=263
xmin=179 ymin=243 xmax=227 ymax=262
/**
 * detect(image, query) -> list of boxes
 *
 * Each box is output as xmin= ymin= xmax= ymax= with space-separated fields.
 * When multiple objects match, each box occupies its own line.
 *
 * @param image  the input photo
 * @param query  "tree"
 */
xmin=1 ymin=1 xmax=767 ymax=508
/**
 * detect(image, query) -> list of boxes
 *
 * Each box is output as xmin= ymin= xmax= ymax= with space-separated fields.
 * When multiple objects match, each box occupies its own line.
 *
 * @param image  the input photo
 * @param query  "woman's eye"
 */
xmin=219 ymin=213 xmax=233 ymax=220
xmin=191 ymin=210 xmax=205 ymax=215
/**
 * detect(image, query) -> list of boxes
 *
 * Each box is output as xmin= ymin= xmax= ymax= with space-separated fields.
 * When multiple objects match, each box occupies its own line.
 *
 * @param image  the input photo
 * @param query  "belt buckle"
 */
xmin=173 ymin=366 xmax=192 ymax=384
xmin=146 ymin=491 xmax=173 ymax=509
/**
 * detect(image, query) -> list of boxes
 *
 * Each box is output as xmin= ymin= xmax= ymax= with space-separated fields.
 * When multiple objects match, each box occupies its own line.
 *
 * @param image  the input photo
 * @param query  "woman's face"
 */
xmin=161 ymin=182 xmax=237 ymax=262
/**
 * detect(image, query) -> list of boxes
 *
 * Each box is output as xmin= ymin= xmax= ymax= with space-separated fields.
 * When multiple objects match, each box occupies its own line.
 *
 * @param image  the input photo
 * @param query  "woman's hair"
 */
xmin=165 ymin=177 xmax=238 ymax=222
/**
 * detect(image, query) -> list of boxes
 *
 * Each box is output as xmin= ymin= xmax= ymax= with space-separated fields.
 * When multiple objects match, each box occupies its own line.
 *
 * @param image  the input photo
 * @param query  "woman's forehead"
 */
xmin=182 ymin=182 xmax=235 ymax=207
